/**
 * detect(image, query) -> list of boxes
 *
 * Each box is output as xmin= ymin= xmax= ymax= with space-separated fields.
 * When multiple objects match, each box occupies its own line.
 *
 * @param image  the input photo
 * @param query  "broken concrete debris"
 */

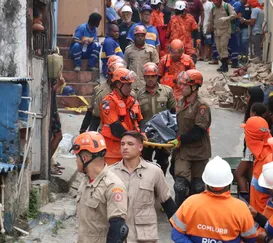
xmin=207 ymin=63 xmax=273 ymax=110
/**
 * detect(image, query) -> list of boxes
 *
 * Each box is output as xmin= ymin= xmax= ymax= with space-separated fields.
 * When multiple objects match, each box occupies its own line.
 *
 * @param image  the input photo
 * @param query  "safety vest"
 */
xmin=101 ymin=91 xmax=141 ymax=141
xmin=160 ymin=54 xmax=192 ymax=88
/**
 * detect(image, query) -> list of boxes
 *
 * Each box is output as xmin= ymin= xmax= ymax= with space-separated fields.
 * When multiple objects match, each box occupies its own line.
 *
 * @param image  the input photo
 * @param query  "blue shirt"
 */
xmin=101 ymin=36 xmax=124 ymax=76
xmin=127 ymin=22 xmax=160 ymax=47
xmin=233 ymin=1 xmax=241 ymax=28
xmin=106 ymin=7 xmax=118 ymax=34
xmin=73 ymin=23 xmax=98 ymax=41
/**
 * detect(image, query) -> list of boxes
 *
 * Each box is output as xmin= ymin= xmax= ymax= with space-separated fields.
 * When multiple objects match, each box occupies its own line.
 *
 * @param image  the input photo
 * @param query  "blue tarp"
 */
xmin=0 ymin=162 xmax=15 ymax=174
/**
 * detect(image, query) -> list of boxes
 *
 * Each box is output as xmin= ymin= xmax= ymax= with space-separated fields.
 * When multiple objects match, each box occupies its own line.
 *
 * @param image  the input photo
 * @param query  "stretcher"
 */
xmin=143 ymin=141 xmax=175 ymax=149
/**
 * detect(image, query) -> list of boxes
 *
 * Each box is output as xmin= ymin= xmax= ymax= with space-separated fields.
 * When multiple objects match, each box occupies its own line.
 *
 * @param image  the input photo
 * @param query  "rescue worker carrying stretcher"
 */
xmin=100 ymin=68 xmax=144 ymax=165
xmin=79 ymin=55 xmax=126 ymax=133
xmin=170 ymin=156 xmax=257 ymax=243
xmin=71 ymin=131 xmax=129 ymax=243
xmin=137 ymin=62 xmax=176 ymax=175
xmin=158 ymin=39 xmax=195 ymax=102
xmin=169 ymin=69 xmax=211 ymax=207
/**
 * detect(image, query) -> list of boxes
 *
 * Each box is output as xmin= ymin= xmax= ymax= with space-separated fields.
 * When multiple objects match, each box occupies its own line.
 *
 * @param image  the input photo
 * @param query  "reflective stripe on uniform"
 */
xmin=240 ymin=226 xmax=256 ymax=237
xmin=171 ymin=214 xmax=186 ymax=232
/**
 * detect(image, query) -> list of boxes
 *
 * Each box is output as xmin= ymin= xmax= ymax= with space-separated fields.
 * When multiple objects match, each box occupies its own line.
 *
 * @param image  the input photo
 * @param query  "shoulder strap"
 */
xmin=224 ymin=3 xmax=230 ymax=16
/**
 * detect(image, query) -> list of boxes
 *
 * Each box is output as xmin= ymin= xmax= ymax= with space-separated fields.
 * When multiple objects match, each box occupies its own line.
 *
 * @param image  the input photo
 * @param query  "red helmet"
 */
xmin=177 ymin=69 xmax=203 ymax=86
xmin=134 ymin=25 xmax=147 ymax=35
xmin=108 ymin=62 xmax=126 ymax=75
xmin=112 ymin=68 xmax=136 ymax=84
xmin=169 ymin=39 xmax=184 ymax=52
xmin=71 ymin=131 xmax=106 ymax=155
xmin=143 ymin=62 xmax=158 ymax=76
xmin=107 ymin=55 xmax=123 ymax=66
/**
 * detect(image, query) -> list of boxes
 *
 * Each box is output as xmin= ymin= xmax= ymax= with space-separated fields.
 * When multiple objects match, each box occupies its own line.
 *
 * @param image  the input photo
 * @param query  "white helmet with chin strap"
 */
xmin=202 ymin=156 xmax=234 ymax=188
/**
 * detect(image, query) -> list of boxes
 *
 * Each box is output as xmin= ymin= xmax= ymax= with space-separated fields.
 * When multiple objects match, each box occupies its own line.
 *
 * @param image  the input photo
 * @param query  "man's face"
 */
xmin=106 ymin=0 xmax=112 ymax=7
xmin=122 ymin=12 xmax=132 ymax=23
xmin=181 ymin=83 xmax=192 ymax=97
xmin=117 ymin=82 xmax=132 ymax=97
xmin=213 ymin=0 xmax=222 ymax=7
xmin=135 ymin=33 xmax=146 ymax=46
xmin=241 ymin=0 xmax=247 ymax=5
xmin=144 ymin=75 xmax=158 ymax=88
xmin=110 ymin=25 xmax=120 ymax=39
xmin=121 ymin=135 xmax=143 ymax=160
xmin=141 ymin=11 xmax=151 ymax=24
xmin=171 ymin=49 xmax=183 ymax=62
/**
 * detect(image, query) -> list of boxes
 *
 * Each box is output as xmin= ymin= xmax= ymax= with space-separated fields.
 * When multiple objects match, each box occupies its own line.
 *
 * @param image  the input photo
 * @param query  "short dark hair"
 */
xmin=121 ymin=131 xmax=144 ymax=144
xmin=251 ymin=102 xmax=267 ymax=117
xmin=88 ymin=13 xmax=102 ymax=25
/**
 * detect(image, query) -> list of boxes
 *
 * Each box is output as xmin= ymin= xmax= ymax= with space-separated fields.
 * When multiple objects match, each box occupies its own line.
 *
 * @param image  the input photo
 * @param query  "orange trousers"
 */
xmin=250 ymin=185 xmax=270 ymax=214
xmin=104 ymin=137 xmax=122 ymax=165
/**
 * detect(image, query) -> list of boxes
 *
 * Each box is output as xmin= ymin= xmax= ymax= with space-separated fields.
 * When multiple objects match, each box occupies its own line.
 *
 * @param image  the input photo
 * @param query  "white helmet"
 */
xmin=151 ymin=0 xmax=162 ymax=5
xmin=121 ymin=5 xmax=133 ymax=13
xmin=174 ymin=1 xmax=186 ymax=10
xmin=258 ymin=162 xmax=273 ymax=189
xmin=202 ymin=156 xmax=234 ymax=188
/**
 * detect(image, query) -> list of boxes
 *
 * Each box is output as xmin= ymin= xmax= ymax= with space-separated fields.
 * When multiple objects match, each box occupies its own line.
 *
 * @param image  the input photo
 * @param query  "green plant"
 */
xmin=28 ymin=187 xmax=40 ymax=219
xmin=52 ymin=220 xmax=65 ymax=235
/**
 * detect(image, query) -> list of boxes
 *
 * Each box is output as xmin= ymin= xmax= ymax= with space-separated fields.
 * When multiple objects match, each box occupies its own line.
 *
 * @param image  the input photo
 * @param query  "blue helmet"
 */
xmin=141 ymin=4 xmax=152 ymax=13
xmin=62 ymin=85 xmax=75 ymax=96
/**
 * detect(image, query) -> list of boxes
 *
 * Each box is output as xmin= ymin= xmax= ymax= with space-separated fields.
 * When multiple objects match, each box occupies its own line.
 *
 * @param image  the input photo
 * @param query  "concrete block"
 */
xmin=57 ymin=36 xmax=72 ymax=48
xmin=59 ymin=47 xmax=70 ymax=59
xmin=56 ymin=95 xmax=92 ymax=108
xmin=63 ymin=59 xmax=99 ymax=71
xmin=63 ymin=70 xmax=99 ymax=83
xmin=31 ymin=180 xmax=50 ymax=207
xmin=69 ymin=83 xmax=94 ymax=96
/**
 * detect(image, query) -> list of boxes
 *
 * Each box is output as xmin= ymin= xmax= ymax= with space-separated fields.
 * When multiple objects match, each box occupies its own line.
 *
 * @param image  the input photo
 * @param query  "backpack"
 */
xmin=212 ymin=3 xmax=237 ymax=33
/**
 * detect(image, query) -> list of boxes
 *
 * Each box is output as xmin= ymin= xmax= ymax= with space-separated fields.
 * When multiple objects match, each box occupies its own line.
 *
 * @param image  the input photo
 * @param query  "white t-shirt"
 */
xmin=202 ymin=0 xmax=213 ymax=34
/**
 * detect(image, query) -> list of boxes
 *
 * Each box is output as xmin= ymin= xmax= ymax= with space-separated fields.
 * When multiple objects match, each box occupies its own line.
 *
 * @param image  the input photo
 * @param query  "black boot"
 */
xmin=174 ymin=177 xmax=190 ymax=207
xmin=217 ymin=59 xmax=224 ymax=72
xmin=222 ymin=58 xmax=229 ymax=72
xmin=217 ymin=58 xmax=229 ymax=72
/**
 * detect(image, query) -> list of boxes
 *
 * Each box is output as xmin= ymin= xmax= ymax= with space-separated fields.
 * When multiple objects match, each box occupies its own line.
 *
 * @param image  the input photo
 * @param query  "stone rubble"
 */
xmin=207 ymin=62 xmax=273 ymax=110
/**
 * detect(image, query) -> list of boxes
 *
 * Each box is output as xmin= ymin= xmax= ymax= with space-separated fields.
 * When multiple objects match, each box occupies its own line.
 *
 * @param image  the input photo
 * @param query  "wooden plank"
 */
xmin=57 ymin=0 xmax=105 ymax=36
xmin=30 ymin=58 xmax=44 ymax=174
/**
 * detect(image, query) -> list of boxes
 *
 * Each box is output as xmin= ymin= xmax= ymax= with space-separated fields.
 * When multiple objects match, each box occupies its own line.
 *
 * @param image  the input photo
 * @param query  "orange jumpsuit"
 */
xmin=166 ymin=15 xmax=186 ymax=44
xmin=100 ymin=90 xmax=143 ymax=165
xmin=151 ymin=9 xmax=164 ymax=28
xmin=181 ymin=13 xmax=198 ymax=56
xmin=246 ymin=137 xmax=272 ymax=213
xmin=158 ymin=53 xmax=195 ymax=101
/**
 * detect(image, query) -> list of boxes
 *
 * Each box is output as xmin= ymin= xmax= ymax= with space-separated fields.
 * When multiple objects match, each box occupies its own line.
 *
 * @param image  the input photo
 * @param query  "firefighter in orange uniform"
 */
xmin=166 ymin=1 xmax=186 ymax=45
xmin=158 ymin=39 xmax=195 ymax=102
xmin=180 ymin=3 xmax=199 ymax=63
xmin=100 ymin=68 xmax=144 ymax=165
xmin=170 ymin=156 xmax=257 ymax=243
xmin=150 ymin=0 xmax=164 ymax=28
xmin=242 ymin=116 xmax=272 ymax=213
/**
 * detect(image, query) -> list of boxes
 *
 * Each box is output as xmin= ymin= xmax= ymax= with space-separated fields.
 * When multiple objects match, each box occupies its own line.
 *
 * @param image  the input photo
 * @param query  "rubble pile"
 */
xmin=207 ymin=63 xmax=273 ymax=110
